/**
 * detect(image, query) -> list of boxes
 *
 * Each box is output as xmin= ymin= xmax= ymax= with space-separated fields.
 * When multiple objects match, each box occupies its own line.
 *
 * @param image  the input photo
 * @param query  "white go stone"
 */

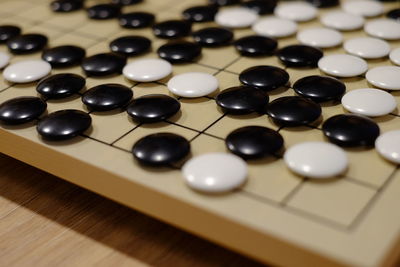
xmin=123 ymin=58 xmax=172 ymax=82
xmin=318 ymin=54 xmax=368 ymax=77
xmin=321 ymin=11 xmax=365 ymax=31
xmin=252 ymin=17 xmax=298 ymax=38
xmin=274 ymin=1 xmax=317 ymax=22
xmin=375 ymin=130 xmax=400 ymax=164
xmin=0 ymin=52 xmax=10 ymax=69
xmin=297 ymin=27 xmax=343 ymax=48
xmin=364 ymin=19 xmax=400 ymax=40
xmin=167 ymin=72 xmax=218 ymax=98
xmin=284 ymin=142 xmax=348 ymax=179
xmin=182 ymin=153 xmax=248 ymax=193
xmin=366 ymin=66 xmax=400 ymax=90
xmin=3 ymin=60 xmax=51 ymax=83
xmin=390 ymin=48 xmax=400 ymax=66
xmin=341 ymin=88 xmax=397 ymax=117
xmin=343 ymin=37 xmax=390 ymax=59
xmin=342 ymin=0 xmax=384 ymax=18
xmin=215 ymin=7 xmax=259 ymax=28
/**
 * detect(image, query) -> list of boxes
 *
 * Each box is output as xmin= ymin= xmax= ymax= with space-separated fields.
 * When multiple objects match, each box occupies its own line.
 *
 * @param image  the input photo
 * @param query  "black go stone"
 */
xmin=36 ymin=73 xmax=86 ymax=99
xmin=241 ymin=0 xmax=277 ymax=14
xmin=182 ymin=5 xmax=219 ymax=23
xmin=209 ymin=0 xmax=240 ymax=6
xmin=322 ymin=114 xmax=380 ymax=147
xmin=42 ymin=45 xmax=85 ymax=68
xmin=7 ymin=33 xmax=48 ymax=54
xmin=87 ymin=4 xmax=121 ymax=20
xmin=126 ymin=94 xmax=180 ymax=123
xmin=216 ymin=86 xmax=269 ymax=114
xmin=37 ymin=110 xmax=92 ymax=141
xmin=157 ymin=41 xmax=202 ymax=63
xmin=82 ymin=84 xmax=133 ymax=111
xmin=306 ymin=0 xmax=339 ymax=7
xmin=0 ymin=25 xmax=21 ymax=43
xmin=277 ymin=45 xmax=323 ymax=68
xmin=109 ymin=36 xmax=151 ymax=56
xmin=81 ymin=53 xmax=127 ymax=76
xmin=111 ymin=0 xmax=142 ymax=5
xmin=132 ymin=133 xmax=190 ymax=166
xmin=50 ymin=0 xmax=83 ymax=12
xmin=239 ymin=65 xmax=289 ymax=91
xmin=387 ymin=9 xmax=400 ymax=21
xmin=118 ymin=12 xmax=155 ymax=29
xmin=152 ymin=20 xmax=192 ymax=39
xmin=293 ymin=75 xmax=346 ymax=102
xmin=192 ymin=27 xmax=233 ymax=47
xmin=0 ymin=97 xmax=47 ymax=125
xmin=266 ymin=96 xmax=321 ymax=126
xmin=226 ymin=126 xmax=284 ymax=160
xmin=234 ymin=35 xmax=277 ymax=57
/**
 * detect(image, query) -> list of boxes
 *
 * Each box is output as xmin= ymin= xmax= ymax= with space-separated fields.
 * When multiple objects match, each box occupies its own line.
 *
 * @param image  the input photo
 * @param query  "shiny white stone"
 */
xmin=321 ymin=11 xmax=364 ymax=31
xmin=375 ymin=130 xmax=400 ymax=164
xmin=182 ymin=153 xmax=248 ymax=193
xmin=318 ymin=54 xmax=368 ymax=77
xmin=0 ymin=52 xmax=10 ymax=69
xmin=343 ymin=37 xmax=390 ymax=59
xmin=366 ymin=66 xmax=400 ymax=90
xmin=3 ymin=60 xmax=51 ymax=83
xmin=252 ymin=17 xmax=298 ymax=38
xmin=215 ymin=7 xmax=259 ymax=28
xmin=297 ymin=27 xmax=343 ymax=48
xmin=342 ymin=0 xmax=384 ymax=17
xmin=167 ymin=72 xmax=218 ymax=98
xmin=274 ymin=1 xmax=317 ymax=22
xmin=390 ymin=48 xmax=400 ymax=66
xmin=123 ymin=58 xmax=172 ymax=82
xmin=284 ymin=142 xmax=348 ymax=179
xmin=341 ymin=88 xmax=396 ymax=117
xmin=364 ymin=19 xmax=400 ymax=40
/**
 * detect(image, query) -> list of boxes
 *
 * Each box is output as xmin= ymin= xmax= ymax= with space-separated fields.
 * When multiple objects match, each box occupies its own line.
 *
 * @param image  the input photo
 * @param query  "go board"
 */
xmin=1 ymin=0 xmax=400 ymax=266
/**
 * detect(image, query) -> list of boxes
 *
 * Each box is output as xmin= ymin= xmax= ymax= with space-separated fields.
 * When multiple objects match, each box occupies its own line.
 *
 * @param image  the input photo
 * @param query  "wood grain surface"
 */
xmin=0 ymin=153 xmax=265 ymax=267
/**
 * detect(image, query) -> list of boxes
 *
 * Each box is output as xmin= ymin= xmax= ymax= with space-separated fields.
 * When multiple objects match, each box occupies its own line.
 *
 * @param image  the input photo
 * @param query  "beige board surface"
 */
xmin=1 ymin=0 xmax=400 ymax=266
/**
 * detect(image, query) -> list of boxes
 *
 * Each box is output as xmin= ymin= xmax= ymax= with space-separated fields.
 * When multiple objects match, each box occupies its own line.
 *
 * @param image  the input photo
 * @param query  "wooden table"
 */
xmin=0 ymin=153 xmax=264 ymax=266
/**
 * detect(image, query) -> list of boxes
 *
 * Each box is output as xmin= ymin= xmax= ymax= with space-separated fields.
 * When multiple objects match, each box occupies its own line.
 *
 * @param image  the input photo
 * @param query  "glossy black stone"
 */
xmin=216 ymin=86 xmax=269 ymax=114
xmin=387 ymin=8 xmax=400 ymax=21
xmin=293 ymin=75 xmax=346 ymax=102
xmin=118 ymin=12 xmax=155 ymax=28
xmin=322 ymin=114 xmax=380 ymax=147
xmin=157 ymin=41 xmax=202 ymax=63
xmin=132 ymin=133 xmax=190 ymax=166
xmin=209 ymin=0 xmax=240 ymax=6
xmin=241 ymin=0 xmax=277 ymax=14
xmin=306 ymin=0 xmax=339 ymax=7
xmin=266 ymin=96 xmax=321 ymax=126
xmin=36 ymin=73 xmax=86 ymax=99
xmin=152 ymin=20 xmax=192 ymax=39
xmin=111 ymin=0 xmax=142 ymax=5
xmin=234 ymin=35 xmax=277 ymax=57
xmin=192 ymin=27 xmax=233 ymax=47
xmin=82 ymin=84 xmax=133 ymax=111
xmin=109 ymin=36 xmax=151 ymax=56
xmin=0 ymin=25 xmax=21 ymax=43
xmin=81 ymin=53 xmax=127 ymax=76
xmin=0 ymin=97 xmax=47 ymax=125
xmin=226 ymin=126 xmax=284 ymax=160
xmin=50 ymin=0 xmax=83 ymax=12
xmin=182 ymin=5 xmax=218 ymax=22
xmin=42 ymin=45 xmax=85 ymax=67
xmin=126 ymin=94 xmax=180 ymax=123
xmin=37 ymin=110 xmax=91 ymax=141
xmin=87 ymin=4 xmax=121 ymax=20
xmin=277 ymin=45 xmax=323 ymax=68
xmin=7 ymin=34 xmax=48 ymax=54
xmin=239 ymin=65 xmax=289 ymax=91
